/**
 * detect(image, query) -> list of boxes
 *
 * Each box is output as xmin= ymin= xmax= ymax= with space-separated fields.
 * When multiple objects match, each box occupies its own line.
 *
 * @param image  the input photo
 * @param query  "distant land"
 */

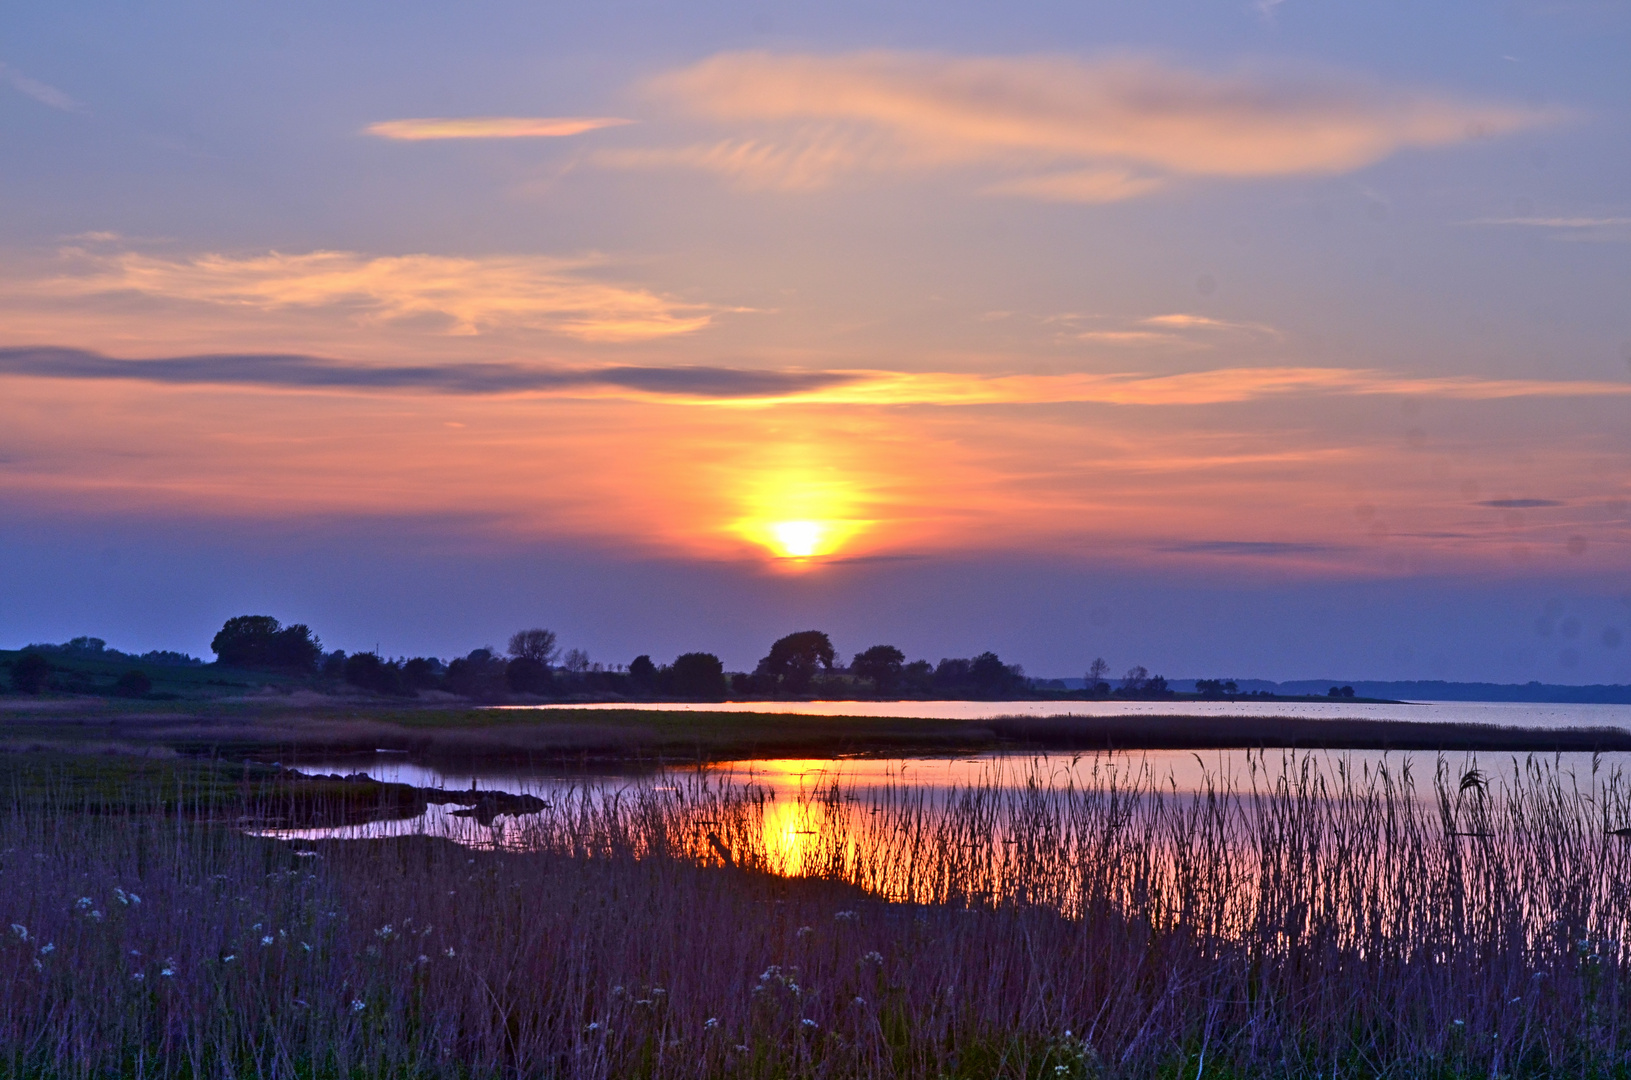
xmin=1046 ymin=678 xmax=1631 ymax=705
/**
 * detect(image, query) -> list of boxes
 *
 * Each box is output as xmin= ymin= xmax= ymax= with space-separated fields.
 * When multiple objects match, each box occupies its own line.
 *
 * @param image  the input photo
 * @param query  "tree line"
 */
xmin=6 ymin=615 xmax=1192 ymax=703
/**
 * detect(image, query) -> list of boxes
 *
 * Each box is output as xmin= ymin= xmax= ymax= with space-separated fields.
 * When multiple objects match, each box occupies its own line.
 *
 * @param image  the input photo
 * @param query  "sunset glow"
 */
xmin=0 ymin=1 xmax=1625 ymax=682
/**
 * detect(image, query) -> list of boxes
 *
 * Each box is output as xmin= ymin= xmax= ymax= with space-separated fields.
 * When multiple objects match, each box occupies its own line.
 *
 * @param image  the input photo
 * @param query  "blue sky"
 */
xmin=1 ymin=0 xmax=1628 ymax=681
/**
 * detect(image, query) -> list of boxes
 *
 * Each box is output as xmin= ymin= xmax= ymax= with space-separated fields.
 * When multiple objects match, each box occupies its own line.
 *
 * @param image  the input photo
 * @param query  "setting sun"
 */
xmin=769 ymin=520 xmax=825 ymax=558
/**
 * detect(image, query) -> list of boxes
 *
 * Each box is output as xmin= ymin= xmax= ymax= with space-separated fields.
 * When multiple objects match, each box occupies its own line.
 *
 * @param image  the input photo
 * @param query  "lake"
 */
xmin=497 ymin=697 xmax=1631 ymax=730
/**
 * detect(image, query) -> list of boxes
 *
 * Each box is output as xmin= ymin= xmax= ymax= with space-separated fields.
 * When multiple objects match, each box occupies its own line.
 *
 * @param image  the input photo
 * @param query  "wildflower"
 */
xmin=131 ymin=972 xmax=145 ymax=982
xmin=586 ymin=1022 xmax=601 ymax=1032
xmin=443 ymin=947 xmax=456 ymax=958
xmin=834 ymin=910 xmax=858 ymax=921
xmin=796 ymin=925 xmax=814 ymax=938
xmin=862 ymin=951 xmax=883 ymax=964
xmin=292 ymin=850 xmax=319 ymax=859
xmin=705 ymin=1017 xmax=719 ymax=1029
xmin=801 ymin=1018 xmax=818 ymax=1029
xmin=651 ymin=987 xmax=666 ymax=997
xmin=1453 ymin=1019 xmax=1465 ymax=1026
xmin=88 ymin=910 xmax=103 ymax=921
xmin=261 ymin=936 xmax=274 ymax=947
xmin=301 ymin=942 xmax=312 ymax=953
xmin=75 ymin=897 xmax=93 ymax=910
xmin=222 ymin=955 xmax=236 ymax=963
xmin=9 ymin=924 xmax=26 ymax=941
xmin=734 ymin=1045 xmax=749 ymax=1053
xmin=853 ymin=996 xmax=866 ymax=1006
xmin=160 ymin=965 xmax=175 ymax=978
xmin=375 ymin=925 xmax=394 ymax=939
xmin=416 ymin=954 xmax=429 ymax=965
xmin=115 ymin=889 xmax=131 ymax=905
xmin=39 ymin=943 xmax=53 ymax=955
xmin=351 ymin=999 xmax=366 ymax=1012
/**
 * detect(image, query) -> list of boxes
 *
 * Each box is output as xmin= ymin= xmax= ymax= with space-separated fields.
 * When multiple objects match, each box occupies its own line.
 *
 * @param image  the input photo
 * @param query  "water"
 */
xmin=497 ymin=698 xmax=1631 ymax=730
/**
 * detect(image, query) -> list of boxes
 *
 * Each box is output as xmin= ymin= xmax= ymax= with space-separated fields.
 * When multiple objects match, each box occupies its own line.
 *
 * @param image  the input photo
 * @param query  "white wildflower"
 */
xmin=9 ymin=924 xmax=26 ymax=942
xmin=796 ymin=925 xmax=814 ymax=938
xmin=115 ymin=888 xmax=130 ymax=905
xmin=75 ymin=897 xmax=93 ymax=910
xmin=801 ymin=1018 xmax=818 ymax=1029
xmin=416 ymin=954 xmax=428 ymax=965
xmin=351 ymin=999 xmax=365 ymax=1012
xmin=160 ymin=965 xmax=175 ymax=977
xmin=862 ymin=951 xmax=883 ymax=964
xmin=301 ymin=942 xmax=312 ymax=953
xmin=586 ymin=1021 xmax=601 ymax=1032
xmin=705 ymin=1017 xmax=719 ymax=1029
xmin=853 ymin=996 xmax=867 ymax=1006
xmin=132 ymin=972 xmax=144 ymax=982
xmin=88 ymin=910 xmax=103 ymax=921
xmin=39 ymin=943 xmax=53 ymax=955
xmin=834 ymin=910 xmax=858 ymax=921
xmin=222 ymin=954 xmax=236 ymax=963
xmin=375 ymin=925 xmax=394 ymax=940
xmin=443 ymin=947 xmax=455 ymax=958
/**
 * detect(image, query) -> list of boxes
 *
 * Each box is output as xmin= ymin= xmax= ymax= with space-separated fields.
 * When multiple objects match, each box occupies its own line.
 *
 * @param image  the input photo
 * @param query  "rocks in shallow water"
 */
xmin=436 ymin=791 xmax=548 ymax=825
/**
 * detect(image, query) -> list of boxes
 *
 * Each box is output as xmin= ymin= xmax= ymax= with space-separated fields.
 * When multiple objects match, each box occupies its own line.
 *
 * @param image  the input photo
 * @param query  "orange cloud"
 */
xmin=28 ymin=248 xmax=718 ymax=342
xmin=618 ymin=51 xmax=1556 ymax=198
xmin=365 ymin=116 xmax=633 ymax=140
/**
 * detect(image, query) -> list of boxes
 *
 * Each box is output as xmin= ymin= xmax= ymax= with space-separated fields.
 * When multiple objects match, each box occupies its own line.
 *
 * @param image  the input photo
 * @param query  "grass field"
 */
xmin=3 ymin=696 xmax=1630 ymax=769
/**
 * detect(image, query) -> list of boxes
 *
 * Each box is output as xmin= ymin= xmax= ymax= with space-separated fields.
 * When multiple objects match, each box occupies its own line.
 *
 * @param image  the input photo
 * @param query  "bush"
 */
xmin=670 ymin=652 xmax=727 ymax=700
xmin=111 ymin=669 xmax=151 ymax=697
xmin=9 ymin=651 xmax=51 ymax=694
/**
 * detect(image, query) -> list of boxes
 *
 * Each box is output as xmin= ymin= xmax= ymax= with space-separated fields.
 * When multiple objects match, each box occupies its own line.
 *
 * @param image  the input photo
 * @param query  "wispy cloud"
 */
xmin=0 ymin=61 xmax=82 ymax=113
xmin=30 ymin=248 xmax=720 ymax=342
xmin=0 ymin=347 xmax=858 ymax=399
xmin=365 ymin=116 xmax=633 ymax=141
xmin=7 ymin=347 xmax=1630 ymax=408
xmin=1052 ymin=311 xmax=1281 ymax=348
xmin=607 ymin=50 xmax=1556 ymax=200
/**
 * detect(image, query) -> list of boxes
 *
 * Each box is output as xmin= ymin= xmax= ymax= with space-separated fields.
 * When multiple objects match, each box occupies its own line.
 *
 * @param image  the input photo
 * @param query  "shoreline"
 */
xmin=4 ymin=699 xmax=1631 ymax=766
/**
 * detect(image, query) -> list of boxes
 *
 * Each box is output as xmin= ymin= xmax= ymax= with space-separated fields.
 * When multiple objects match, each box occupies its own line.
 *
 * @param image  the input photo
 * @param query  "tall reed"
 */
xmin=2 ymin=752 xmax=1629 ymax=1078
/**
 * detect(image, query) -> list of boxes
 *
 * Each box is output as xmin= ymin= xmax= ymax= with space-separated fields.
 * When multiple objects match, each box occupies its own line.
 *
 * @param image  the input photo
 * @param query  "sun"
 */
xmin=769 ymin=520 xmax=826 ymax=558
xmin=729 ymin=468 xmax=869 ymax=562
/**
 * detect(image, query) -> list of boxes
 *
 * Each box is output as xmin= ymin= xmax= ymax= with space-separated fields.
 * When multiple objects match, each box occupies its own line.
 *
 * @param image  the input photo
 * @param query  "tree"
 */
xmin=507 ymin=629 xmax=560 ymax=667
xmin=671 ymin=652 xmax=727 ymax=700
xmin=1120 ymin=665 xmax=1150 ymax=694
xmin=851 ymin=645 xmax=906 ymax=695
xmin=561 ymin=648 xmax=592 ymax=674
xmin=505 ymin=656 xmax=553 ymax=694
xmin=968 ymin=651 xmax=1022 ymax=697
xmin=344 ymin=652 xmax=403 ymax=695
xmin=901 ymin=660 xmax=934 ymax=694
xmin=628 ymin=655 xmax=658 ymax=689
xmin=210 ymin=616 xmax=321 ymax=672
xmin=755 ymin=631 xmax=835 ymax=694
xmin=445 ymin=649 xmax=509 ymax=700
xmin=1086 ymin=658 xmax=1110 ymax=693
xmin=402 ymin=657 xmax=444 ymax=691
xmin=10 ymin=651 xmax=51 ymax=694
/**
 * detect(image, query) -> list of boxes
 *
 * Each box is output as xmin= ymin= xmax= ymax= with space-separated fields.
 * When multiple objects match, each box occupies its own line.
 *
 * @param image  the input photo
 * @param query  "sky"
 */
xmin=1 ymin=0 xmax=1629 ymax=682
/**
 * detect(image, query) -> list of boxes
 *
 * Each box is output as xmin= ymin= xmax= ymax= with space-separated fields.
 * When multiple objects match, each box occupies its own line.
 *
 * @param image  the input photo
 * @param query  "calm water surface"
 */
xmin=499 ymin=698 xmax=1631 ymax=730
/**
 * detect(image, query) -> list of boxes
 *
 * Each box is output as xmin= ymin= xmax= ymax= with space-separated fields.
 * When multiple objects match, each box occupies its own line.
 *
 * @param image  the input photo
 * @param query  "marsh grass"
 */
xmin=2 ymin=751 xmax=1630 ymax=1078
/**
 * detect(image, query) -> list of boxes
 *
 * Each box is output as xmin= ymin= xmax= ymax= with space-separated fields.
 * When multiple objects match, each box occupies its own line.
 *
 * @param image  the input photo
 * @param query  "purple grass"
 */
xmin=2 ymin=752 xmax=1629 ymax=1078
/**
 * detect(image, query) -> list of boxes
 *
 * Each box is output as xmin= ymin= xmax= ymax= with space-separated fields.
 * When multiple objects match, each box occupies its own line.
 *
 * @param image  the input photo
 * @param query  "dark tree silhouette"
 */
xmin=851 ymin=645 xmax=906 ymax=695
xmin=755 ymin=631 xmax=835 ymax=694
xmin=210 ymin=616 xmax=321 ymax=672
xmin=401 ymin=657 xmax=444 ymax=691
xmin=507 ymin=629 xmax=560 ymax=666
xmin=505 ymin=656 xmax=553 ymax=694
xmin=1086 ymin=658 xmax=1110 ymax=692
xmin=968 ymin=651 xmax=1023 ymax=697
xmin=445 ymin=649 xmax=509 ymax=701
xmin=628 ymin=655 xmax=658 ymax=689
xmin=671 ymin=652 xmax=727 ymax=700
xmin=344 ymin=652 xmax=404 ymax=695
xmin=10 ymin=651 xmax=51 ymax=694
